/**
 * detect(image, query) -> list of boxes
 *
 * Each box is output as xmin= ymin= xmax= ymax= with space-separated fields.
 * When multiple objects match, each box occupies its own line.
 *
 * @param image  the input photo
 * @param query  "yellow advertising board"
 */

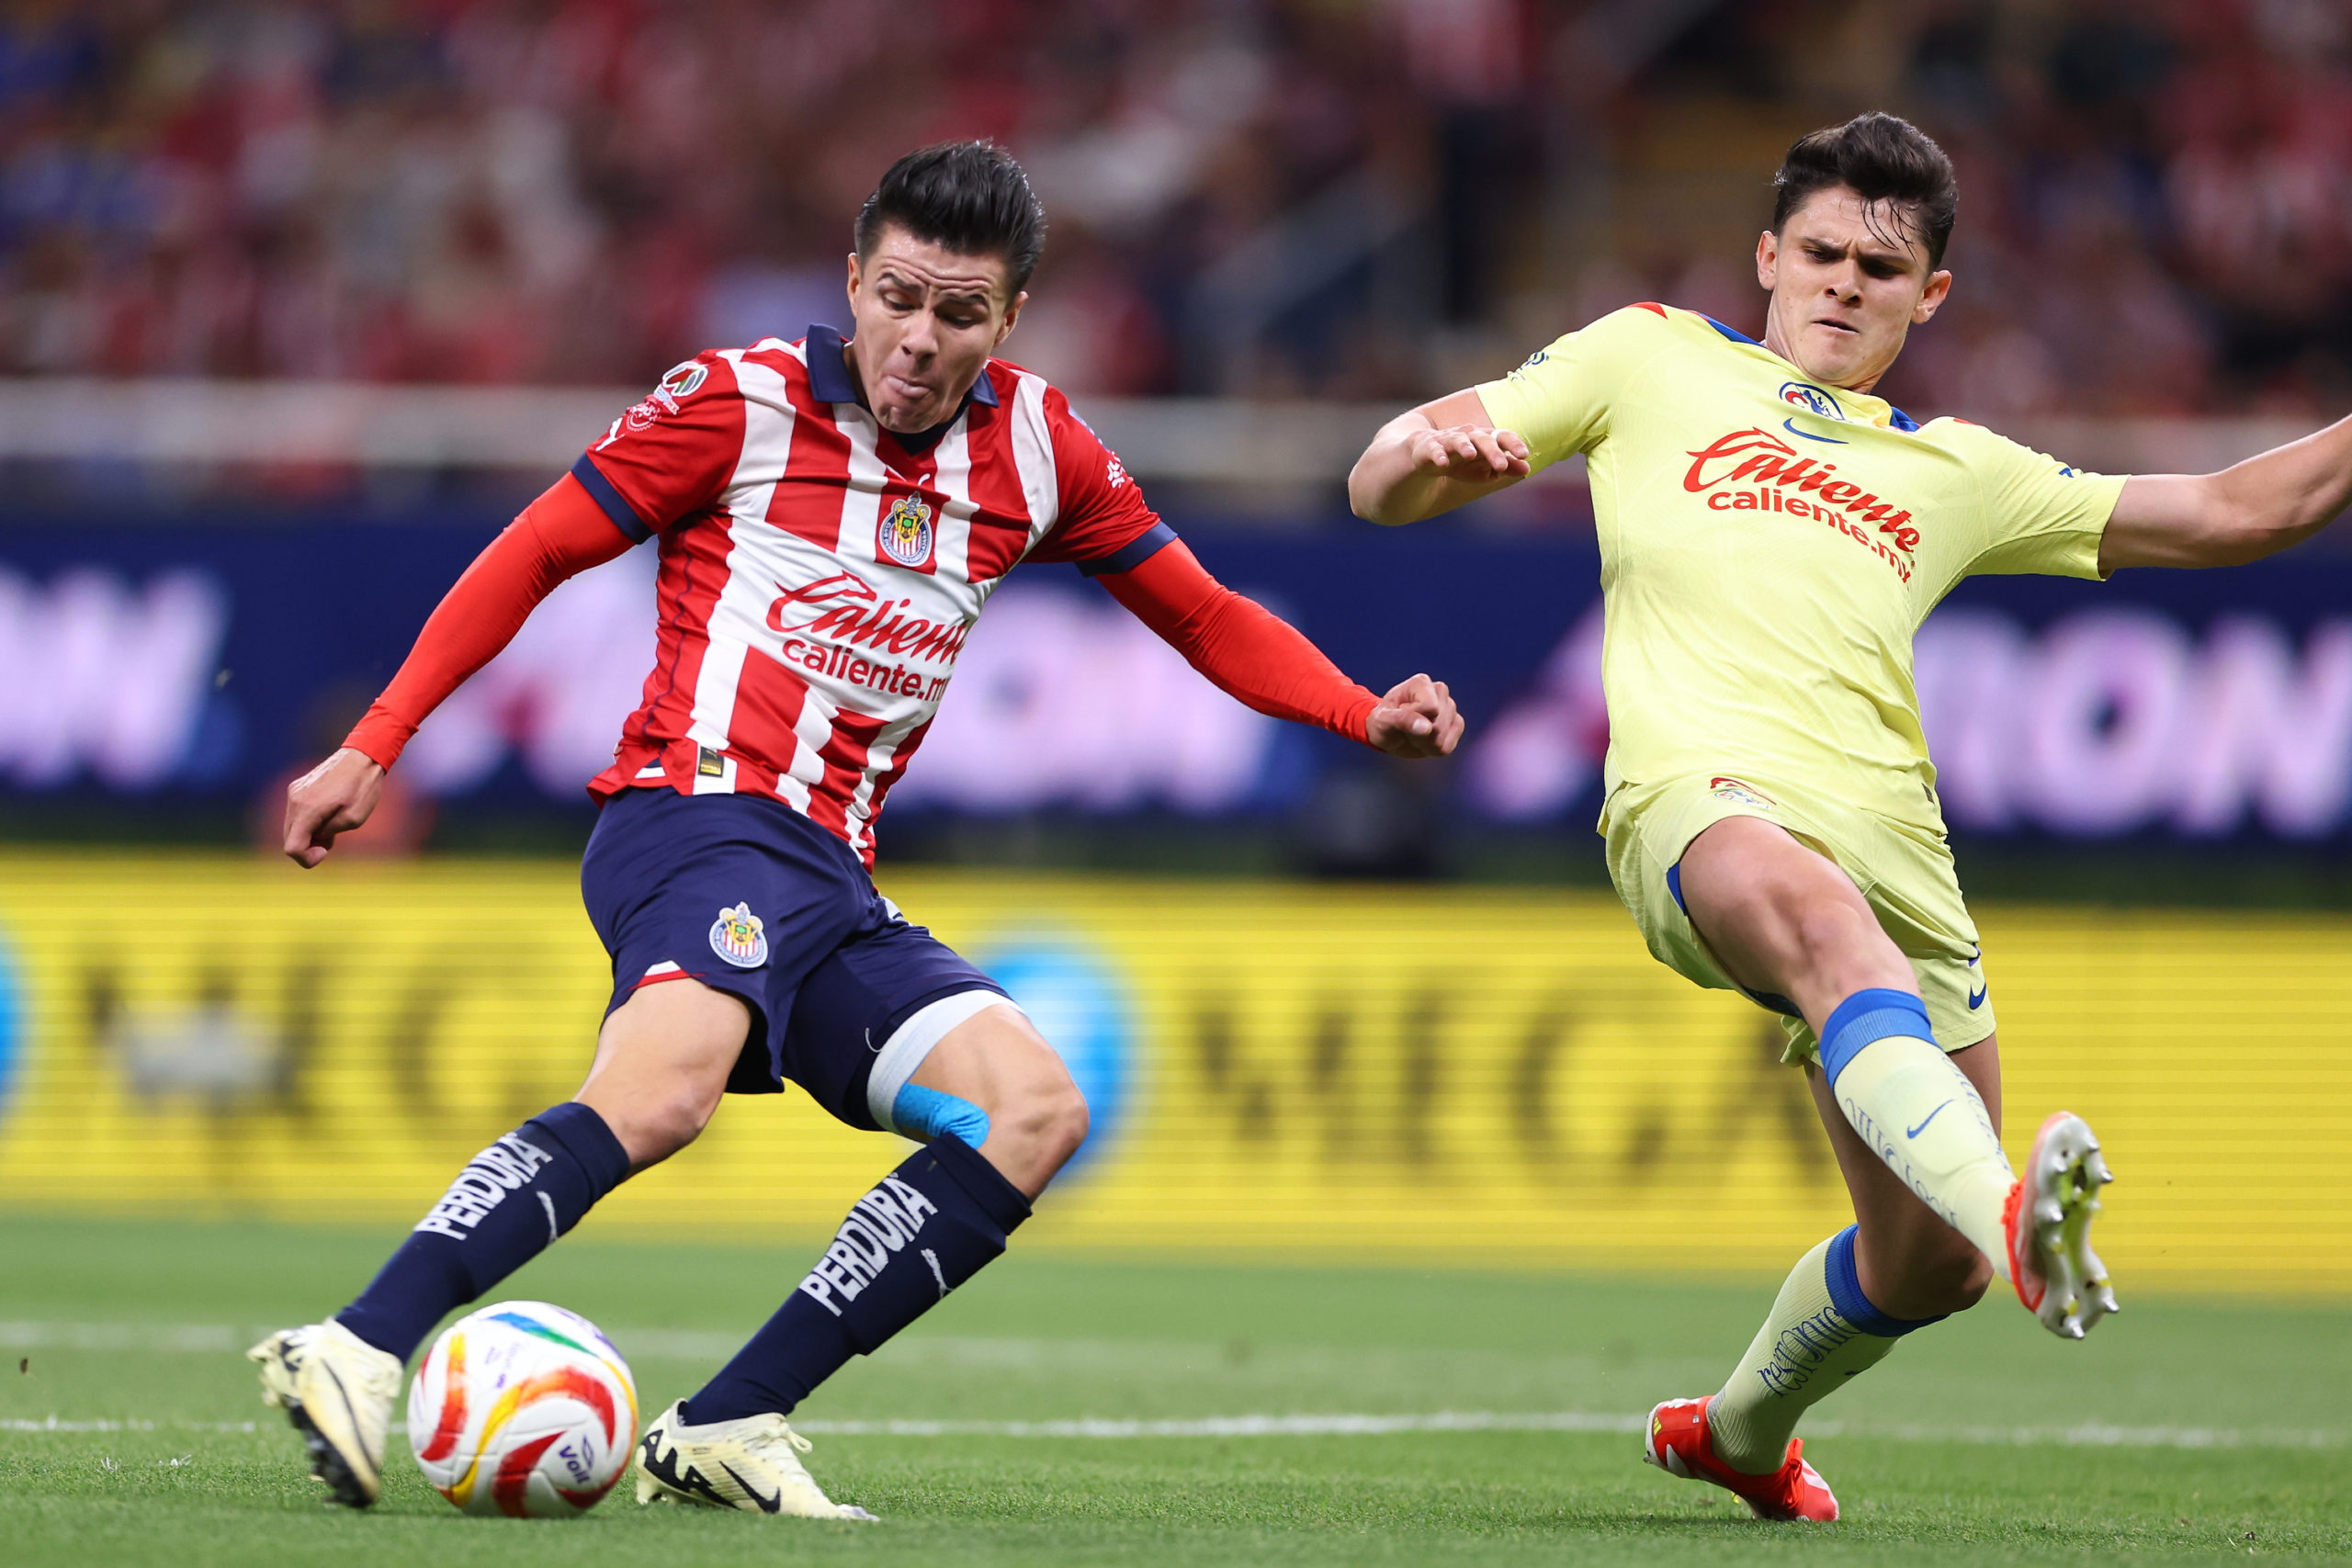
xmin=0 ymin=853 xmax=2345 ymax=1292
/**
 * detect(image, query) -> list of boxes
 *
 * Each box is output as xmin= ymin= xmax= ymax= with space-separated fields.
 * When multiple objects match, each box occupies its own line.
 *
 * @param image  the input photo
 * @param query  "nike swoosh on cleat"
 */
xmin=720 ymin=1462 xmax=782 ymax=1514
xmin=1906 ymin=1100 xmax=1956 ymax=1139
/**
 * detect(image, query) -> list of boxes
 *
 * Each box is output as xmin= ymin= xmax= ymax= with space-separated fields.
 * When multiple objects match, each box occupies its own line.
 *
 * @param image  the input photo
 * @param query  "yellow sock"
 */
xmin=1708 ymin=1227 xmax=1938 ymax=1473
xmin=1816 ymin=989 xmax=2015 ymax=1278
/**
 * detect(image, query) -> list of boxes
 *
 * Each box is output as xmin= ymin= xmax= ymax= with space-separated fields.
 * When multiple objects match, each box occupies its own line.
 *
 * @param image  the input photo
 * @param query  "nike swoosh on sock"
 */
xmin=1906 ymin=1100 xmax=1957 ymax=1139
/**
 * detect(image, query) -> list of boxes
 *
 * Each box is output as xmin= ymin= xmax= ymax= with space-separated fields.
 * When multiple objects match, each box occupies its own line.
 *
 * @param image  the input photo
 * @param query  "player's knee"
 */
xmin=613 ymin=1083 xmax=721 ymax=1166
xmin=1009 ymin=1076 xmax=1090 ymax=1173
xmin=1788 ymin=898 xmax=1880 ymax=968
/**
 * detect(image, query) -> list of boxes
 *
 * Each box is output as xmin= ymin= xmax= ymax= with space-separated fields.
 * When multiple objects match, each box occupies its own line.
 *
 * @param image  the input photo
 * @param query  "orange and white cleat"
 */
xmin=2004 ymin=1111 xmax=2119 ymax=1340
xmin=1642 ymin=1395 xmax=1838 ymax=1522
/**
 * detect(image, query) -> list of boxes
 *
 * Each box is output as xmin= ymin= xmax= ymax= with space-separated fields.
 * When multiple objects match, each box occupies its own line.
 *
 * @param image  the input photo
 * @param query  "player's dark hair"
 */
xmin=1771 ymin=112 xmax=1958 ymax=268
xmin=855 ymin=140 xmax=1046 ymax=294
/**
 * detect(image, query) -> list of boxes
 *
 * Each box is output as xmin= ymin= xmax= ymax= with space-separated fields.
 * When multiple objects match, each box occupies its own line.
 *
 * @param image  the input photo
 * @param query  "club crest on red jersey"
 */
xmin=709 ymin=902 xmax=767 ymax=968
xmin=879 ymin=495 xmax=935 ymax=568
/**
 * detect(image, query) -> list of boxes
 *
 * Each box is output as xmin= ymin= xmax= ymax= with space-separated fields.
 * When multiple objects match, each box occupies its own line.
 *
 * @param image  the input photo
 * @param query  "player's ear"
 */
xmin=996 ymin=289 xmax=1028 ymax=346
xmin=844 ymin=251 xmax=863 ymax=309
xmin=1913 ymin=268 xmax=1952 ymax=325
xmin=1755 ymin=230 xmax=1779 ymax=292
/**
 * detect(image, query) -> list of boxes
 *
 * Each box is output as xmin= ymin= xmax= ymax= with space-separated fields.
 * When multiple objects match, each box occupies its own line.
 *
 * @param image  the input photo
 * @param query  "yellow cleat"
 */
xmin=247 ymin=1321 xmax=403 ymax=1507
xmin=634 ymin=1399 xmax=876 ymax=1520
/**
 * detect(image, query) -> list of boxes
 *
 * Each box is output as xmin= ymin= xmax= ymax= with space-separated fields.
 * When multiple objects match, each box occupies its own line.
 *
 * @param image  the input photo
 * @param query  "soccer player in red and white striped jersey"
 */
xmin=252 ymin=142 xmax=1463 ymax=1518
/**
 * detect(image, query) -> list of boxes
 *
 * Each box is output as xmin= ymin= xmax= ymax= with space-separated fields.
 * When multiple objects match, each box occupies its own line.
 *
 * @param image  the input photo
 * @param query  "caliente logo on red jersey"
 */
xmin=1682 ymin=427 xmax=1921 ymax=581
xmin=764 ymin=569 xmax=974 ymax=703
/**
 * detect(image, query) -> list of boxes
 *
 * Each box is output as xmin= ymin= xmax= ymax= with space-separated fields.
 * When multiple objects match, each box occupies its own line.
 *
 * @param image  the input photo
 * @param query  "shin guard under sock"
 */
xmin=1818 ymin=988 xmax=2016 ymax=1275
xmin=335 ymin=1101 xmax=630 ymax=1362
xmin=681 ymin=1134 xmax=1032 ymax=1425
xmin=1707 ymin=1227 xmax=1939 ymax=1472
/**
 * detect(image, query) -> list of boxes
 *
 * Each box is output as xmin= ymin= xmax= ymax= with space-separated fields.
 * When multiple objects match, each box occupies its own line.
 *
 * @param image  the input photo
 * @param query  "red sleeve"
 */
xmin=1097 ymin=539 xmax=1380 ymax=747
xmin=343 ymin=474 xmax=638 ymax=770
xmin=1023 ymin=386 xmax=1170 ymax=571
xmin=570 ymin=352 xmax=746 ymax=539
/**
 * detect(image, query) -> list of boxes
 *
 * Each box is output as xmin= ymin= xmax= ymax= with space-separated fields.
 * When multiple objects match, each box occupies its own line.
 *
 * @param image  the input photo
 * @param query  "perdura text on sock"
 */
xmin=412 ymin=1134 xmax=554 ymax=1240
xmin=794 ymin=1177 xmax=942 ymax=1317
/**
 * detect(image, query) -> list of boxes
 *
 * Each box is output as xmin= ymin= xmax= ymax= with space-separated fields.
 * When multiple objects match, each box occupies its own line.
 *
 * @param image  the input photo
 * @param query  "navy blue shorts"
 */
xmin=579 ymin=787 xmax=1009 ymax=1128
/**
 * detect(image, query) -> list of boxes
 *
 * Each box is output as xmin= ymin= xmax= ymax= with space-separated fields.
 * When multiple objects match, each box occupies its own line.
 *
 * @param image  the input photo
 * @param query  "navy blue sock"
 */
xmin=681 ymin=1134 xmax=1031 ymax=1424
xmin=335 ymin=1102 xmax=630 ymax=1362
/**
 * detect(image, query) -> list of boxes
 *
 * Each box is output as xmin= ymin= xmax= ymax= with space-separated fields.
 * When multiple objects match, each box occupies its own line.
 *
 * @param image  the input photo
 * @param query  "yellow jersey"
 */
xmin=1475 ymin=302 xmax=2125 ymax=832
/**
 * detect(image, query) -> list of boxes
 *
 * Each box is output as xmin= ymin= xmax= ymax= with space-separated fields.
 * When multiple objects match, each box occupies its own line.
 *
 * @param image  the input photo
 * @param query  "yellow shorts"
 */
xmin=1600 ymin=772 xmax=1993 ymax=1065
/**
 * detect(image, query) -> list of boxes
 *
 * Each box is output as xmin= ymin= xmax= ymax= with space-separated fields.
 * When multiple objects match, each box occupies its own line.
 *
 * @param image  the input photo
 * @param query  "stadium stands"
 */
xmin=4 ymin=2 xmax=2351 ymax=415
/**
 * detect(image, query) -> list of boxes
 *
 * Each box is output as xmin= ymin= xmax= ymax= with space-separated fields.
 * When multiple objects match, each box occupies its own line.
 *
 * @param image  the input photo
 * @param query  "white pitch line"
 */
xmin=786 ymin=1415 xmax=2344 ymax=1450
xmin=0 ymin=1320 xmax=753 ymax=1360
xmin=2 ymin=1322 xmax=2341 ymax=1453
xmin=0 ymin=1322 xmax=249 ymax=1353
xmin=4 ymin=1411 xmax=2339 ymax=1451
xmin=3 ymin=1418 xmax=259 ymax=1434
xmin=794 ymin=1413 xmax=1645 ymax=1438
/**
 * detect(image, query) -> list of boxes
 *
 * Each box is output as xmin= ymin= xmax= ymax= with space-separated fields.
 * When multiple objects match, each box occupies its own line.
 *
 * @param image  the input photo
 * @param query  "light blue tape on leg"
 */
xmin=891 ymin=1082 xmax=990 ymax=1147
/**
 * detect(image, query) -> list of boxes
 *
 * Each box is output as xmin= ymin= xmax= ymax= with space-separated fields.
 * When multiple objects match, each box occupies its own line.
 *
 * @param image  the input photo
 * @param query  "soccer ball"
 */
xmin=408 ymin=1300 xmax=639 ymax=1517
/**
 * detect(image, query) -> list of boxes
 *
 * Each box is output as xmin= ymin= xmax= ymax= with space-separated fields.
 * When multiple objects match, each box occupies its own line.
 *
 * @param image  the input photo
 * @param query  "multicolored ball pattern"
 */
xmin=407 ymin=1300 xmax=639 ymax=1517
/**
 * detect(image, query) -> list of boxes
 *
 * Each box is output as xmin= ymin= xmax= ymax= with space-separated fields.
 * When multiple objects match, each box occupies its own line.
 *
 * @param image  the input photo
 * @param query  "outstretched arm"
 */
xmin=282 ymin=474 xmax=636 ymax=867
xmin=2101 ymin=414 xmax=2352 ymax=571
xmin=1095 ymin=539 xmax=1463 ymax=758
xmin=1348 ymin=389 xmax=1532 ymax=526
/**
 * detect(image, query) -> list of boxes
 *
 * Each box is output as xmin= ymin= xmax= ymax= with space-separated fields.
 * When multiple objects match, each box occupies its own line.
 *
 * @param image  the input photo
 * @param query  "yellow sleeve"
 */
xmin=1474 ymin=306 xmax=1668 ymax=473
xmin=1953 ymin=423 xmax=2127 ymax=580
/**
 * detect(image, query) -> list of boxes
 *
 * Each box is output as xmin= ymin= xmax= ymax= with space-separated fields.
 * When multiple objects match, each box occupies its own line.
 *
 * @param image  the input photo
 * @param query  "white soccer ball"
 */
xmin=408 ymin=1300 xmax=639 ymax=1517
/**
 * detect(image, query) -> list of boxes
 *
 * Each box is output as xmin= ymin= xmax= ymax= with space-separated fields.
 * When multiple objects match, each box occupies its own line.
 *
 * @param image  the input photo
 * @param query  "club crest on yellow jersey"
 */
xmin=1778 ymin=381 xmax=1845 ymax=420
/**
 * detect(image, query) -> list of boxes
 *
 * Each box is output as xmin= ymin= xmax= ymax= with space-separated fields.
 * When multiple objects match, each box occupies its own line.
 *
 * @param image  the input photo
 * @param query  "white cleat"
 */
xmin=635 ymin=1399 xmax=877 ymax=1520
xmin=247 ymin=1321 xmax=404 ymax=1507
xmin=2004 ymin=1111 xmax=2120 ymax=1339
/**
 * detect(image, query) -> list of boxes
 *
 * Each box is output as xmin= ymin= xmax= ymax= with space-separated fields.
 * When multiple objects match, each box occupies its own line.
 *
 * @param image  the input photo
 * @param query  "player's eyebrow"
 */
xmin=873 ymin=262 xmax=998 ymax=307
xmin=1804 ymin=235 xmax=1917 ymax=273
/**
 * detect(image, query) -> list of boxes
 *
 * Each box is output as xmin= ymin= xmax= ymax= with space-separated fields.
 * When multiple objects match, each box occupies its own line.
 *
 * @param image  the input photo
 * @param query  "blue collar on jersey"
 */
xmin=804 ymin=322 xmax=1001 ymax=413
xmin=1701 ymin=313 xmax=1920 ymax=433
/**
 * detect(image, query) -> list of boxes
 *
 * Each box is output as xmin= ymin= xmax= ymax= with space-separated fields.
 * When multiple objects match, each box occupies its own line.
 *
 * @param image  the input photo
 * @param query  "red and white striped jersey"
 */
xmin=570 ymin=327 xmax=1169 ymax=866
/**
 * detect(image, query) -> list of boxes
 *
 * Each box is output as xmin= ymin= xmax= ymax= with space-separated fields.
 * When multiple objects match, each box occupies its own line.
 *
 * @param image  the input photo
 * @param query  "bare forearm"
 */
xmin=2218 ymin=412 xmax=2352 ymax=547
xmin=2107 ymin=413 xmax=2352 ymax=571
xmin=1348 ymin=391 xmax=1531 ymax=525
xmin=1351 ymin=413 xmax=1450 ymax=525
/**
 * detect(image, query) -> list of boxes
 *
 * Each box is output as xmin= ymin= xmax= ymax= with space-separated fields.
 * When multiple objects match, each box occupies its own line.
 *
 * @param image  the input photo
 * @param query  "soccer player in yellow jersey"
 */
xmin=1351 ymin=111 xmax=2352 ymax=1521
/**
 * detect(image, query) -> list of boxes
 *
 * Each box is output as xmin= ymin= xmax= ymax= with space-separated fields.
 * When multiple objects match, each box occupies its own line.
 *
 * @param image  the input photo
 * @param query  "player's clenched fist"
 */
xmin=1407 ymin=424 xmax=1530 ymax=481
xmin=1366 ymin=672 xmax=1464 ymax=759
xmin=282 ymin=746 xmax=386 ymax=868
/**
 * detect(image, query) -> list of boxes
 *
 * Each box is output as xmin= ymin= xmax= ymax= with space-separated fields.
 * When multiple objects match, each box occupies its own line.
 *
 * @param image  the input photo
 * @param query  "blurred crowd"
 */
xmin=5 ymin=0 xmax=2352 ymax=418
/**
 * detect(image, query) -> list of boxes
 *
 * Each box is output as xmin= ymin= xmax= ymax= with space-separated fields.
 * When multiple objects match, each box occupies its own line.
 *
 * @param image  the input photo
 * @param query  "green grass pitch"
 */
xmin=3 ymin=1213 xmax=2346 ymax=1566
